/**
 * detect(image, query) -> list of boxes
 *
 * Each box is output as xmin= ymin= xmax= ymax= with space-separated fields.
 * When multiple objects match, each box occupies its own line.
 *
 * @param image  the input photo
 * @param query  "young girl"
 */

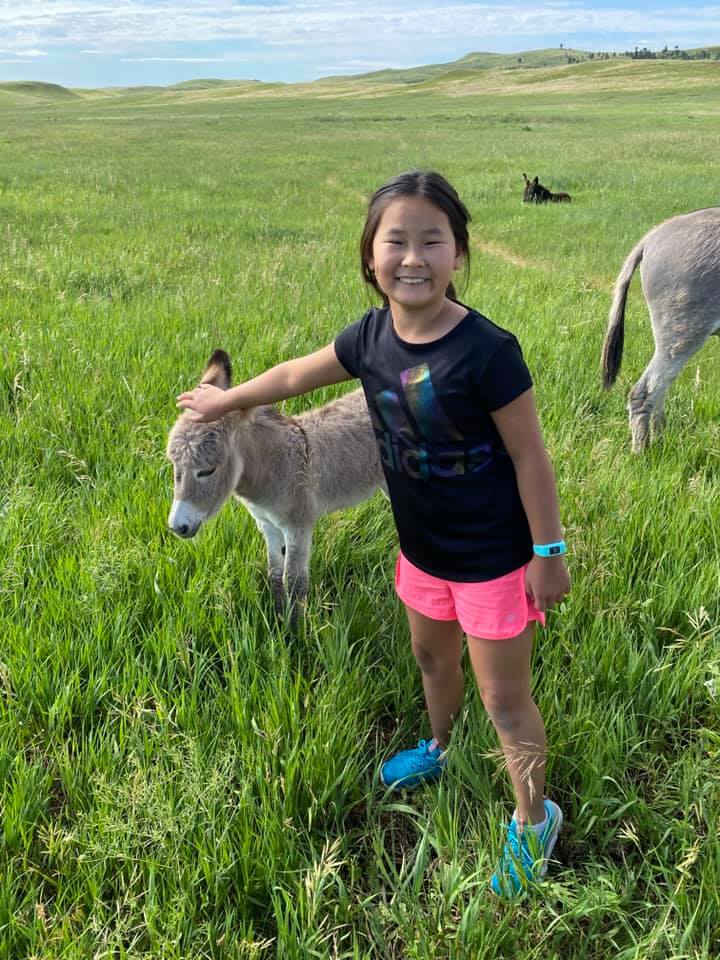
xmin=177 ymin=170 xmax=571 ymax=898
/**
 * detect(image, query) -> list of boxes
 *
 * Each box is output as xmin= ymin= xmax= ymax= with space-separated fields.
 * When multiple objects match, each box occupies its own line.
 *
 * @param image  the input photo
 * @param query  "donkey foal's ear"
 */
xmin=200 ymin=349 xmax=232 ymax=390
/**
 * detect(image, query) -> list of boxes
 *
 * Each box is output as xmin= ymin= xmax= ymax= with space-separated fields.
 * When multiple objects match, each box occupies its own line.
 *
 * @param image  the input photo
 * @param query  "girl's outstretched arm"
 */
xmin=176 ymin=343 xmax=353 ymax=422
xmin=490 ymin=388 xmax=571 ymax=612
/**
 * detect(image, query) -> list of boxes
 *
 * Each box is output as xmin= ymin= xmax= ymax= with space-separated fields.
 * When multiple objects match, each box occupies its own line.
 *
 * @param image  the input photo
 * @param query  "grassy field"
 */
xmin=1 ymin=57 xmax=719 ymax=958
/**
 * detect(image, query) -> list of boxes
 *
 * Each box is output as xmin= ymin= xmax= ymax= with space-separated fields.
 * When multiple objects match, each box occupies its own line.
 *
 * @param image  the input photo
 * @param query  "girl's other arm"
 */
xmin=176 ymin=343 xmax=353 ymax=422
xmin=490 ymin=388 xmax=570 ymax=611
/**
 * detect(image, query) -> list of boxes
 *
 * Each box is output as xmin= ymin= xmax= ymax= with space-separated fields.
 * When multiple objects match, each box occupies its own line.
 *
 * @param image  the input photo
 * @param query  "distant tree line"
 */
xmin=626 ymin=46 xmax=720 ymax=60
xmin=560 ymin=46 xmax=720 ymax=64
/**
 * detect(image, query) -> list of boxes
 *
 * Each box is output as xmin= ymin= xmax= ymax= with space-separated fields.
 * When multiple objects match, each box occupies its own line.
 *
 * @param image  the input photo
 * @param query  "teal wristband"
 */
xmin=533 ymin=540 xmax=567 ymax=557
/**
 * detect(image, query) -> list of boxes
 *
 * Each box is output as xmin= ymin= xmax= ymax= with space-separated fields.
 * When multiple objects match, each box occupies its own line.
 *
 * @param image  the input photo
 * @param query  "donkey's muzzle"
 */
xmin=168 ymin=500 xmax=204 ymax=539
xmin=169 ymin=521 xmax=199 ymax=538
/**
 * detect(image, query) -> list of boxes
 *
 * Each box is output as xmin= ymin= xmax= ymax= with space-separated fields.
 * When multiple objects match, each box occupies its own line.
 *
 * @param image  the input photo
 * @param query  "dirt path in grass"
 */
xmin=475 ymin=238 xmax=609 ymax=292
xmin=475 ymin=240 xmax=534 ymax=270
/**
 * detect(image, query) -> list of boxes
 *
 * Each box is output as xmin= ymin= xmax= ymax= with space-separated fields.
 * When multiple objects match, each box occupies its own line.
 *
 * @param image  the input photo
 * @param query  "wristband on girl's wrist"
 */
xmin=533 ymin=540 xmax=567 ymax=558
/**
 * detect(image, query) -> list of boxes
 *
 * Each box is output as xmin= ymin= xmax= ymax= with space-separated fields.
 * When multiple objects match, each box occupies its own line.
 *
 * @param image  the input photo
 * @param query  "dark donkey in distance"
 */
xmin=523 ymin=173 xmax=571 ymax=203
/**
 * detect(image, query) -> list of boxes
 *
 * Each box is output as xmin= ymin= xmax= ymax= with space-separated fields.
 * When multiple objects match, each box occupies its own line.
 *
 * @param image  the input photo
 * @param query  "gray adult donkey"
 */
xmin=601 ymin=207 xmax=720 ymax=452
xmin=167 ymin=350 xmax=385 ymax=616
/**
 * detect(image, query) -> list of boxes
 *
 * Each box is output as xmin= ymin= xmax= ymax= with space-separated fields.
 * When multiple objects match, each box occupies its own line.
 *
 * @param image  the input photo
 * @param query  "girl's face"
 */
xmin=369 ymin=195 xmax=464 ymax=315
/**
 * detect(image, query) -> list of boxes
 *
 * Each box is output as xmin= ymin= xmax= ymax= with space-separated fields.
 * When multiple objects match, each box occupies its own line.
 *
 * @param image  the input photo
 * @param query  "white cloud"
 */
xmin=0 ymin=2 xmax=718 ymax=53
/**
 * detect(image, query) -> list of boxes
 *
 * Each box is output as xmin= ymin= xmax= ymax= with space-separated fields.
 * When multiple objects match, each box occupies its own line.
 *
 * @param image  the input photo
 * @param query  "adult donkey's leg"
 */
xmin=628 ymin=342 xmax=703 ymax=453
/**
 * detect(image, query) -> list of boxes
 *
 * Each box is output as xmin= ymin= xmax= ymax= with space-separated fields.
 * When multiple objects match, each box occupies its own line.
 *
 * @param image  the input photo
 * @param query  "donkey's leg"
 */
xmin=650 ymin=404 xmax=667 ymax=438
xmin=282 ymin=525 xmax=313 ymax=622
xmin=256 ymin=519 xmax=287 ymax=611
xmin=628 ymin=347 xmax=695 ymax=453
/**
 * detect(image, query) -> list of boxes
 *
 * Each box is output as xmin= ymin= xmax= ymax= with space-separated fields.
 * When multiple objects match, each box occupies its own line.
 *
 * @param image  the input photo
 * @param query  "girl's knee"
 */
xmin=412 ymin=640 xmax=461 ymax=676
xmin=480 ymin=688 xmax=533 ymax=732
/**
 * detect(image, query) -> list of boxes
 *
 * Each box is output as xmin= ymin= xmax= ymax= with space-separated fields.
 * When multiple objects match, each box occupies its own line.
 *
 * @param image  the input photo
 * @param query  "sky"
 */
xmin=1 ymin=2 xmax=718 ymax=89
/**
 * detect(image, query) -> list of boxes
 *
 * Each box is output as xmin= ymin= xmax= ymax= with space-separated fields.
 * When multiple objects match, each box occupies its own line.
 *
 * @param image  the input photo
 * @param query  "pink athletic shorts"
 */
xmin=395 ymin=552 xmax=546 ymax=639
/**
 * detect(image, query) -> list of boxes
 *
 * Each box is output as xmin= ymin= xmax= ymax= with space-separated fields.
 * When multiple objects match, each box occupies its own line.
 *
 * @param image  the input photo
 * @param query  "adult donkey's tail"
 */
xmin=601 ymin=239 xmax=645 ymax=389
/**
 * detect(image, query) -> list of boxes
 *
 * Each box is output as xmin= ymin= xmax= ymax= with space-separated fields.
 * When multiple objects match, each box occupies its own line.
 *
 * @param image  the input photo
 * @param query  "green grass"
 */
xmin=0 ymin=58 xmax=719 ymax=958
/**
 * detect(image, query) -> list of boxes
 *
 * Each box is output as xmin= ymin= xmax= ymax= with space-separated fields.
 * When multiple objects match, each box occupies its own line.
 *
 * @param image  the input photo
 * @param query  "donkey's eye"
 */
xmin=197 ymin=467 xmax=216 ymax=479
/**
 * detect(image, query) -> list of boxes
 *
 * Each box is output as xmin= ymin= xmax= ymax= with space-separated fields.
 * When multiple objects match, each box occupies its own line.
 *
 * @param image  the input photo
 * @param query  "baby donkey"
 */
xmin=167 ymin=350 xmax=386 ymax=618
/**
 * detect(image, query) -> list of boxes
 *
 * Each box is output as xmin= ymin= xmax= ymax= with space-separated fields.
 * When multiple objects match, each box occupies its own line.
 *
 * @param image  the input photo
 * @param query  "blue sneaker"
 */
xmin=490 ymin=798 xmax=563 ymax=898
xmin=380 ymin=739 xmax=447 ymax=790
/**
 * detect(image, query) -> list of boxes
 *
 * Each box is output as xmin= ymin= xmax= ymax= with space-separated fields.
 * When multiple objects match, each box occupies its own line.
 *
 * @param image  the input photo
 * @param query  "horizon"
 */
xmin=3 ymin=43 xmax=719 ymax=94
xmin=1 ymin=1 xmax=719 ymax=88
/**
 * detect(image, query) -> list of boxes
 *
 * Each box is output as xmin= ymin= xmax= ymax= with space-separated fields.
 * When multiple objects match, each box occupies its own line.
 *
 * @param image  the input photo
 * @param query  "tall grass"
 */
xmin=1 ymin=61 xmax=719 ymax=957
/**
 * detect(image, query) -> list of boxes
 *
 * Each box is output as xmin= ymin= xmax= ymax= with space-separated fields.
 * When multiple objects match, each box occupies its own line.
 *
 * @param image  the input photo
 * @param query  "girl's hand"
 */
xmin=524 ymin=555 xmax=570 ymax=612
xmin=176 ymin=383 xmax=233 ymax=422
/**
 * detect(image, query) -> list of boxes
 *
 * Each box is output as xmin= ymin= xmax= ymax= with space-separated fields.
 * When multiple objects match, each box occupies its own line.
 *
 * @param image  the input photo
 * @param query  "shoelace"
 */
xmin=502 ymin=821 xmax=522 ymax=862
xmin=404 ymin=739 xmax=436 ymax=770
xmin=499 ymin=820 xmax=540 ymax=879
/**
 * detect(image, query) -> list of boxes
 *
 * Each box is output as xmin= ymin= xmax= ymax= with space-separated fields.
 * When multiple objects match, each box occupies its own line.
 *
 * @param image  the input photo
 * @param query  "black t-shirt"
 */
xmin=334 ymin=306 xmax=534 ymax=581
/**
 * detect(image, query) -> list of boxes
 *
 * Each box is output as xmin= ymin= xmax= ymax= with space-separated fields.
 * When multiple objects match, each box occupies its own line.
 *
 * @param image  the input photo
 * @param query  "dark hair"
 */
xmin=360 ymin=170 xmax=471 ymax=304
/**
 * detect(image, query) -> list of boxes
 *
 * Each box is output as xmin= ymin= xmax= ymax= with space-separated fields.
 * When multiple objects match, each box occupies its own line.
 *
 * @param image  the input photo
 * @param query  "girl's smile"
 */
xmin=369 ymin=195 xmax=464 ymax=325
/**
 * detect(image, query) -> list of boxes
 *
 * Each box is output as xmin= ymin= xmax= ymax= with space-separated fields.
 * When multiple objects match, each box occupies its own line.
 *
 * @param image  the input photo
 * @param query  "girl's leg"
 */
xmin=405 ymin=605 xmax=465 ymax=748
xmin=466 ymin=624 xmax=546 ymax=825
